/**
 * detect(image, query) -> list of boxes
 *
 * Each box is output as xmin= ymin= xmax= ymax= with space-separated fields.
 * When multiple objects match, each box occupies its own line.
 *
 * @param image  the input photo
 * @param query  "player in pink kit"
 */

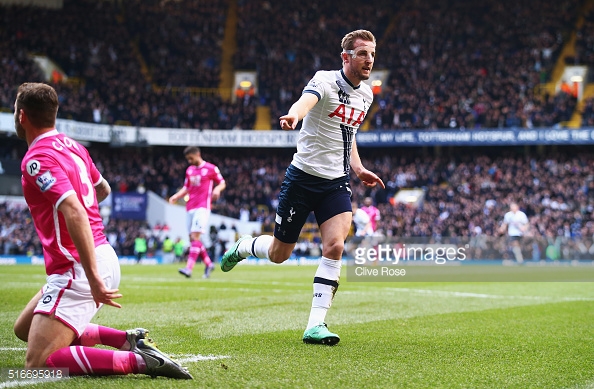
xmin=169 ymin=146 xmax=226 ymax=278
xmin=12 ymin=83 xmax=192 ymax=379
xmin=360 ymin=197 xmax=381 ymax=233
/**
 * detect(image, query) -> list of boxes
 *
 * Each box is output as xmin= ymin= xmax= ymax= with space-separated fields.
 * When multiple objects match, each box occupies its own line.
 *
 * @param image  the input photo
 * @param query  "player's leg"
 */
xmin=14 ymin=290 xmax=42 ymax=342
xmin=24 ymin=252 xmax=132 ymax=372
xmin=179 ymin=209 xmax=203 ymax=277
xmin=193 ymin=208 xmax=215 ymax=278
xmin=14 ymin=290 xmax=145 ymax=351
xmin=511 ymin=237 xmax=524 ymax=263
xmin=303 ymin=185 xmax=352 ymax=345
xmin=26 ymin=312 xmax=78 ymax=367
xmin=302 ymin=212 xmax=351 ymax=345
xmin=70 ymin=324 xmax=149 ymax=351
xmin=221 ymin=167 xmax=311 ymax=271
xmin=36 ymin=245 xmax=192 ymax=378
xmin=37 ymin=316 xmax=191 ymax=379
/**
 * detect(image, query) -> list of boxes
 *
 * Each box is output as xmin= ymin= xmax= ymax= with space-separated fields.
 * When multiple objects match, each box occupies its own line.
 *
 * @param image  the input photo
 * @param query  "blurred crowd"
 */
xmin=0 ymin=0 xmax=590 ymax=131
xmin=2 ymin=142 xmax=594 ymax=260
xmin=2 ymin=0 xmax=594 ymax=260
xmin=0 ymin=0 xmax=256 ymax=129
xmin=235 ymin=0 xmax=579 ymax=130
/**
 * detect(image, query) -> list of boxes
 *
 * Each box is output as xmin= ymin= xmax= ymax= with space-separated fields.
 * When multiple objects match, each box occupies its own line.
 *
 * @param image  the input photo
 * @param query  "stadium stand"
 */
xmin=0 ymin=0 xmax=588 ymax=130
xmin=2 ymin=0 xmax=594 ymax=260
xmin=0 ymin=0 xmax=256 ymax=129
xmin=2 ymin=140 xmax=594 ymax=260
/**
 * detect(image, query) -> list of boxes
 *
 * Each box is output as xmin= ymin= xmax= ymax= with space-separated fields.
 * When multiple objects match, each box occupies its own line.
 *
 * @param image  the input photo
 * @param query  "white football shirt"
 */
xmin=503 ymin=210 xmax=528 ymax=237
xmin=291 ymin=69 xmax=373 ymax=179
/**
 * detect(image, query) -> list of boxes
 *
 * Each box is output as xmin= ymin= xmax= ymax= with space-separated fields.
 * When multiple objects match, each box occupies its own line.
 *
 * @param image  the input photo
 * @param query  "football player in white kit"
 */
xmin=221 ymin=30 xmax=384 ymax=345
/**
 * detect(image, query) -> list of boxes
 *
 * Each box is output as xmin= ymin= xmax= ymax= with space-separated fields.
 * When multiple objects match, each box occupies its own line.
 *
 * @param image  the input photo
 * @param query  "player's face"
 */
xmin=345 ymin=39 xmax=375 ymax=82
xmin=14 ymin=100 xmax=26 ymax=140
xmin=186 ymin=152 xmax=201 ymax=166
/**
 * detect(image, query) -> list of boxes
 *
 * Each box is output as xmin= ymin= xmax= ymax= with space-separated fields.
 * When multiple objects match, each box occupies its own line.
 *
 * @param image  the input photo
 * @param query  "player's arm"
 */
xmin=350 ymin=137 xmax=385 ymax=188
xmin=57 ymin=194 xmax=122 ymax=308
xmin=498 ymin=216 xmax=509 ymax=234
xmin=212 ymin=180 xmax=226 ymax=202
xmin=279 ymin=92 xmax=319 ymax=130
xmin=94 ymin=178 xmax=111 ymax=203
xmin=520 ymin=215 xmax=530 ymax=232
xmin=169 ymin=186 xmax=188 ymax=204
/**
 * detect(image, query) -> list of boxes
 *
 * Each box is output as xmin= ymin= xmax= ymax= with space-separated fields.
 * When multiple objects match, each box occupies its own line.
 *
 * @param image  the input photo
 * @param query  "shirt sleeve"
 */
xmin=86 ymin=149 xmax=102 ymax=186
xmin=22 ymin=151 xmax=75 ymax=208
xmin=212 ymin=165 xmax=224 ymax=185
xmin=183 ymin=168 xmax=190 ymax=189
xmin=302 ymin=72 xmax=327 ymax=101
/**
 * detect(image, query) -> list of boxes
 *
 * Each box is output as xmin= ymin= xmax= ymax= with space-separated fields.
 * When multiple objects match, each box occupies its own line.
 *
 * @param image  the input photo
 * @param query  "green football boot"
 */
xmin=302 ymin=323 xmax=340 ymax=345
xmin=220 ymin=235 xmax=252 ymax=272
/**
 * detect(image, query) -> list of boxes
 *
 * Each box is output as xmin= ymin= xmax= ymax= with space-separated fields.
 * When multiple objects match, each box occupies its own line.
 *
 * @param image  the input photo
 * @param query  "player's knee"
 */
xmin=268 ymin=247 xmax=290 ymax=264
xmin=13 ymin=323 xmax=28 ymax=342
xmin=25 ymin=353 xmax=48 ymax=368
xmin=322 ymin=240 xmax=345 ymax=259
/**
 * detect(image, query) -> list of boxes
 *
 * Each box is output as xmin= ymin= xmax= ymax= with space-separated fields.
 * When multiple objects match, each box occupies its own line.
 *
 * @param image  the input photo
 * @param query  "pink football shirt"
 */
xmin=21 ymin=130 xmax=108 ymax=275
xmin=183 ymin=161 xmax=224 ymax=211
xmin=361 ymin=205 xmax=381 ymax=232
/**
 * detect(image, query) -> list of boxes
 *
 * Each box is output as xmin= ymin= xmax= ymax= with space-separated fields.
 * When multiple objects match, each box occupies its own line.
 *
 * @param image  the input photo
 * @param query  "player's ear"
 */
xmin=18 ymin=108 xmax=29 ymax=126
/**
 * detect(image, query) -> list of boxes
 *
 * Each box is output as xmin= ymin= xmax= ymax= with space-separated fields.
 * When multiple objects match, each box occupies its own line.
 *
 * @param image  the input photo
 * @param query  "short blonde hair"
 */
xmin=341 ymin=29 xmax=376 ymax=51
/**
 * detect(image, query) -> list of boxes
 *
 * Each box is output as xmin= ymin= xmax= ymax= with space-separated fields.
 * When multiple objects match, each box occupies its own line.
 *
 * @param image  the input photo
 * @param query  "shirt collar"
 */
xmin=30 ymin=129 xmax=59 ymax=148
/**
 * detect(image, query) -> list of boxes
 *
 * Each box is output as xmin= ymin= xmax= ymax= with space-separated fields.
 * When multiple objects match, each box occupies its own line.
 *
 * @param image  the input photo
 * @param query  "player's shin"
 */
xmin=238 ymin=234 xmax=273 ymax=259
xmin=306 ymin=257 xmax=341 ymax=330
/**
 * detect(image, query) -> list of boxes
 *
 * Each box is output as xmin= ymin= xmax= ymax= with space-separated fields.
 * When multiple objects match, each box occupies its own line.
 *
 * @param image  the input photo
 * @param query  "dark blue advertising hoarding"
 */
xmin=111 ymin=192 xmax=147 ymax=220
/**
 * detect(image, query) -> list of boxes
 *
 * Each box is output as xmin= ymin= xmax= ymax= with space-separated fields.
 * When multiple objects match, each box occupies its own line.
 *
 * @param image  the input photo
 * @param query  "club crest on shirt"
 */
xmin=36 ymin=170 xmax=57 ymax=192
xmin=336 ymin=80 xmax=350 ymax=104
xmin=308 ymin=79 xmax=319 ymax=89
xmin=26 ymin=159 xmax=41 ymax=176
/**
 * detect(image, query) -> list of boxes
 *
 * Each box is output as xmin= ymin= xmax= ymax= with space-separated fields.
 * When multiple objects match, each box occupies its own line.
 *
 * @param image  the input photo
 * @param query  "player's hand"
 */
xmin=89 ymin=279 xmax=123 ymax=309
xmin=357 ymin=169 xmax=385 ymax=189
xmin=212 ymin=188 xmax=221 ymax=202
xmin=168 ymin=195 xmax=177 ymax=204
xmin=279 ymin=113 xmax=299 ymax=130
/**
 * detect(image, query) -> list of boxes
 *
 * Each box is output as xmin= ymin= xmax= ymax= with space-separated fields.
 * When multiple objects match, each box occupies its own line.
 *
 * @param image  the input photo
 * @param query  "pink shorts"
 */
xmin=34 ymin=244 xmax=121 ymax=336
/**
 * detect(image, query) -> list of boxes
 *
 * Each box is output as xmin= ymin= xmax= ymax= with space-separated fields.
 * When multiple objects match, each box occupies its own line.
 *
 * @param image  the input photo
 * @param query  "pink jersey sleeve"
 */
xmin=183 ymin=168 xmax=191 ymax=190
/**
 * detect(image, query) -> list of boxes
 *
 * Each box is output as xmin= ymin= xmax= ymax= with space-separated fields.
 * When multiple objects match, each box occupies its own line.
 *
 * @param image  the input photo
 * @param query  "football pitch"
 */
xmin=1 ymin=263 xmax=593 ymax=389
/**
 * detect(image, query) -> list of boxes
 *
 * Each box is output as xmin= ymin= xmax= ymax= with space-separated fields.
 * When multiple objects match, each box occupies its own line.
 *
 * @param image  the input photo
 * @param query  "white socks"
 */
xmin=237 ymin=235 xmax=273 ymax=259
xmin=306 ymin=257 xmax=341 ymax=330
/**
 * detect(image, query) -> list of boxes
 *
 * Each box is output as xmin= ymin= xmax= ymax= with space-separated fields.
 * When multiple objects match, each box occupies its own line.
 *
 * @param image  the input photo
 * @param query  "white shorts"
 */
xmin=187 ymin=208 xmax=211 ymax=234
xmin=34 ymin=244 xmax=121 ymax=337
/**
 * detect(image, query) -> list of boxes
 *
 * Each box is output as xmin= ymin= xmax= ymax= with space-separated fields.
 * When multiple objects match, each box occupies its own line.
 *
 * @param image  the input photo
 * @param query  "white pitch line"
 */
xmin=174 ymin=354 xmax=230 ymax=363
xmin=0 ymin=348 xmax=26 ymax=351
xmin=341 ymin=287 xmax=594 ymax=301
xmin=0 ymin=379 xmax=65 ymax=389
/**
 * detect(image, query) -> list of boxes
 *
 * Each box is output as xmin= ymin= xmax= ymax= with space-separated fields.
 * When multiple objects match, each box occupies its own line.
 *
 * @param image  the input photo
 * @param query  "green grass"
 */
xmin=1 ymin=263 xmax=593 ymax=388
